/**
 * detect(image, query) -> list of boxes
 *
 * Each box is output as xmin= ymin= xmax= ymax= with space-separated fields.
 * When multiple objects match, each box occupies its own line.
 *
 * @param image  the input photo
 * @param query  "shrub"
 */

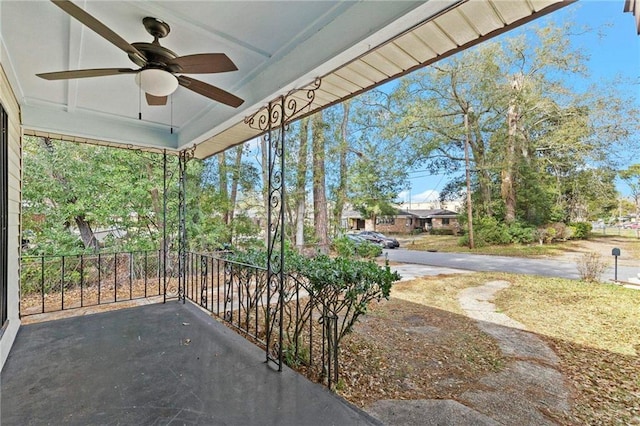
xmin=551 ymin=222 xmax=571 ymax=241
xmin=356 ymin=241 xmax=383 ymax=258
xmin=331 ymin=236 xmax=357 ymax=258
xmin=577 ymin=251 xmax=607 ymax=282
xmin=475 ymin=217 xmax=511 ymax=245
xmin=570 ymin=222 xmax=592 ymax=240
xmin=544 ymin=226 xmax=557 ymax=243
xmin=296 ymin=255 xmax=400 ymax=340
xmin=330 ymin=236 xmax=382 ymax=259
xmin=507 ymin=222 xmax=535 ymax=244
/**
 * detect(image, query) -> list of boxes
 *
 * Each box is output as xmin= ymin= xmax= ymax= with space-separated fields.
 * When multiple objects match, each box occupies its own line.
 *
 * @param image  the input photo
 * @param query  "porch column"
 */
xmin=178 ymin=150 xmax=188 ymax=302
xmin=163 ymin=149 xmax=168 ymax=303
xmin=244 ymin=78 xmax=321 ymax=371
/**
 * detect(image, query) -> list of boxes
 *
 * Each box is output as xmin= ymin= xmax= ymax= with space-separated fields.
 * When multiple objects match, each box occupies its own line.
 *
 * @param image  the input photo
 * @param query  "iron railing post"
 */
xmin=163 ymin=149 xmax=168 ymax=303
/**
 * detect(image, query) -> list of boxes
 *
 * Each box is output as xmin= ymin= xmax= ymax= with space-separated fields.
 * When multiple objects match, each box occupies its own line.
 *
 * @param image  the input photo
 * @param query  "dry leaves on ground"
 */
xmin=337 ymin=297 xmax=505 ymax=407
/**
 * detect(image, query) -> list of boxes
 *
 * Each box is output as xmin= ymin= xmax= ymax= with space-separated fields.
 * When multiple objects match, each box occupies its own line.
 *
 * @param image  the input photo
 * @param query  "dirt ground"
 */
xmin=338 ymin=271 xmax=640 ymax=425
xmin=548 ymin=235 xmax=639 ymax=267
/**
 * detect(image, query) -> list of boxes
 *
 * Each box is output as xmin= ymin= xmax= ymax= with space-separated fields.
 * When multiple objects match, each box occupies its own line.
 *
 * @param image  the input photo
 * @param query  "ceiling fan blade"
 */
xmin=146 ymin=93 xmax=168 ymax=106
xmin=170 ymin=54 xmax=238 ymax=74
xmin=51 ymin=0 xmax=146 ymax=64
xmin=177 ymin=76 xmax=244 ymax=108
xmin=37 ymin=68 xmax=138 ymax=80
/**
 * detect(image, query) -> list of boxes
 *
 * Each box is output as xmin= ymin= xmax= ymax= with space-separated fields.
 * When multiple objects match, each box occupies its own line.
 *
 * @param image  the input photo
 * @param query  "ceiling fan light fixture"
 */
xmin=135 ymin=68 xmax=178 ymax=97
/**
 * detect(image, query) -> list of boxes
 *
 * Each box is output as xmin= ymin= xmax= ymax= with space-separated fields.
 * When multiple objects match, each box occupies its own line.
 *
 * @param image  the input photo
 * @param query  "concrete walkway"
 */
xmin=458 ymin=281 xmax=570 ymax=424
xmin=366 ymin=276 xmax=571 ymax=425
xmin=1 ymin=301 xmax=379 ymax=426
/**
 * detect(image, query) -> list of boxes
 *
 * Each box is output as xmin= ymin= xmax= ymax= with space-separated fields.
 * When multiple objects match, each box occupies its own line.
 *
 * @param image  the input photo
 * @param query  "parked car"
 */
xmin=345 ymin=234 xmax=368 ymax=246
xmin=357 ymin=231 xmax=400 ymax=249
xmin=335 ymin=234 xmax=383 ymax=258
xmin=623 ymin=222 xmax=639 ymax=229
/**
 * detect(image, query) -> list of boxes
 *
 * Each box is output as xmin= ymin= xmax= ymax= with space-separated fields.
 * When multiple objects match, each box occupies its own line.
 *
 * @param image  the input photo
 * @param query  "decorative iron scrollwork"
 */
xmin=200 ymin=256 xmax=208 ymax=308
xmin=244 ymin=78 xmax=321 ymax=131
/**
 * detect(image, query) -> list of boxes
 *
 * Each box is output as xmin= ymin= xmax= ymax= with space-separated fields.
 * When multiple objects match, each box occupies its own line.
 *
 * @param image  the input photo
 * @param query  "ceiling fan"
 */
xmin=37 ymin=0 xmax=244 ymax=108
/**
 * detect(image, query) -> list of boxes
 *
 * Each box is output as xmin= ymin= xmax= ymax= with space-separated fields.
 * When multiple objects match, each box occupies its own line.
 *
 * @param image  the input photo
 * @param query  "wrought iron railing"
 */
xmin=20 ymin=249 xmax=343 ymax=387
xmin=183 ymin=251 xmax=340 ymax=388
xmin=20 ymin=250 xmax=179 ymax=316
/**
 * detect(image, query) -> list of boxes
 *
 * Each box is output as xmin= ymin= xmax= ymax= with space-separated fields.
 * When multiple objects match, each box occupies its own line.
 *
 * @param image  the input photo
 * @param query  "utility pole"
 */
xmin=464 ymin=109 xmax=475 ymax=249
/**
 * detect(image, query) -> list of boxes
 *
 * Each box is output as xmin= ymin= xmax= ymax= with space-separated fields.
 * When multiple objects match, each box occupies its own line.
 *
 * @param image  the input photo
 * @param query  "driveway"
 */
xmin=384 ymin=249 xmax=639 ymax=283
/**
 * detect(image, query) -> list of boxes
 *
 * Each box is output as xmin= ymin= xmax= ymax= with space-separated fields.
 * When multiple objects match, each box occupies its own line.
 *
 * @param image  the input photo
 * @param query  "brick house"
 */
xmin=342 ymin=207 xmax=459 ymax=234
xmin=409 ymin=209 xmax=460 ymax=232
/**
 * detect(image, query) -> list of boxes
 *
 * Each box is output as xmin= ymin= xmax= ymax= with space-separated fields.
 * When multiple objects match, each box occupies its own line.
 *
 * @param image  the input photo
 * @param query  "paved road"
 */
xmin=384 ymin=248 xmax=639 ymax=283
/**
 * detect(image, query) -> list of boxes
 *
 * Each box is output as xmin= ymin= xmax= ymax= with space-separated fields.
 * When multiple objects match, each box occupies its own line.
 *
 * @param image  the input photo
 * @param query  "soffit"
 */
xmin=194 ymin=0 xmax=573 ymax=159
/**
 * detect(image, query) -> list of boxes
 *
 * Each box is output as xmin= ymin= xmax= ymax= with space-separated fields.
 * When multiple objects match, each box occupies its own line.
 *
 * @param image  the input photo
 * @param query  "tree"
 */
xmin=620 ymin=164 xmax=640 ymax=220
xmin=332 ymin=101 xmax=351 ymax=234
xmin=293 ymin=118 xmax=310 ymax=248
xmin=22 ymin=136 xmax=181 ymax=254
xmin=385 ymin=19 xmax=639 ymax=226
xmin=312 ymin=111 xmax=330 ymax=253
xmin=348 ymin=139 xmax=407 ymax=230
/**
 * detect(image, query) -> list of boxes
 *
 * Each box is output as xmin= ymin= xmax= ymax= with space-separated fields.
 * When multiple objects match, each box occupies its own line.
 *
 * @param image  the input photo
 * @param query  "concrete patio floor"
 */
xmin=1 ymin=300 xmax=379 ymax=425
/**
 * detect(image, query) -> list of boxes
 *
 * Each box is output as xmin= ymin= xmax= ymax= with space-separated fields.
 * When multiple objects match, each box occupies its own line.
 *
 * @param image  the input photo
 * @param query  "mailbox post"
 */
xmin=612 ymin=248 xmax=621 ymax=281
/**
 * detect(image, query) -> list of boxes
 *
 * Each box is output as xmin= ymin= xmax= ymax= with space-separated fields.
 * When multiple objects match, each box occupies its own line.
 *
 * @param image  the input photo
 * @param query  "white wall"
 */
xmin=1 ymin=63 xmax=22 ymax=370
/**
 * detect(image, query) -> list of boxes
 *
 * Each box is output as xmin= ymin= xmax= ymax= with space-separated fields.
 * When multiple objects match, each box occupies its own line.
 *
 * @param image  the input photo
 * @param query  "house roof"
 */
xmin=409 ymin=209 xmax=459 ymax=219
xmin=1 ymin=0 xmax=572 ymax=159
xmin=343 ymin=206 xmax=418 ymax=220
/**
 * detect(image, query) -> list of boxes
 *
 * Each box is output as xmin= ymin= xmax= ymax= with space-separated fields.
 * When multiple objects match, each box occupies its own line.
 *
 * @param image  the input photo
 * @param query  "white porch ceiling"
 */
xmin=0 ymin=0 xmax=572 ymax=159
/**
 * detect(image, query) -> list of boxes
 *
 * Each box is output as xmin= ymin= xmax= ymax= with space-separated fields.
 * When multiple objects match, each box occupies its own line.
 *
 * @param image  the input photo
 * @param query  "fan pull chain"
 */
xmin=138 ymin=80 xmax=142 ymax=120
xmin=170 ymin=94 xmax=173 ymax=134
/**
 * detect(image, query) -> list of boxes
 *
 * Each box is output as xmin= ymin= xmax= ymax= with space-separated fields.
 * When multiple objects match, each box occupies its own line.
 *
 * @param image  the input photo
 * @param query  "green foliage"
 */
xmin=295 ymin=254 xmax=399 ymax=340
xmin=382 ymin=19 xmax=637 ymax=227
xmin=475 ymin=217 xmax=511 ymax=246
xmin=228 ymin=245 xmax=398 ymax=338
xmin=331 ymin=236 xmax=382 ymax=259
xmin=459 ymin=218 xmax=535 ymax=247
xmin=22 ymin=136 xmax=263 ymax=256
xmin=331 ymin=236 xmax=357 ymax=257
xmin=225 ymin=246 xmax=269 ymax=269
xmin=356 ymin=241 xmax=383 ymax=258
xmin=620 ymin=164 xmax=640 ymax=217
xmin=569 ymin=222 xmax=592 ymax=240
xmin=506 ymin=222 xmax=535 ymax=244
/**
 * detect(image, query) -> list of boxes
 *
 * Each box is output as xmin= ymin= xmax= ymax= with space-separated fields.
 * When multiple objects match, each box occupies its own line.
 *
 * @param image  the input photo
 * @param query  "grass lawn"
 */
xmin=494 ymin=273 xmax=640 ymax=424
xmin=339 ymin=272 xmax=640 ymax=424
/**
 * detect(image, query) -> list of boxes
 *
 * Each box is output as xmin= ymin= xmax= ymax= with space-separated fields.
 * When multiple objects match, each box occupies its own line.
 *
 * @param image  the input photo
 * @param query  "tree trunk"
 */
xmin=146 ymin=161 xmax=165 ymax=250
xmin=333 ymin=101 xmax=350 ymax=235
xmin=217 ymin=151 xmax=229 ymax=226
xmin=295 ymin=118 xmax=310 ymax=249
xmin=469 ymin=128 xmax=493 ymax=218
xmin=502 ymin=100 xmax=518 ymax=223
xmin=75 ymin=214 xmax=99 ymax=251
xmin=502 ymin=77 xmax=522 ymax=224
xmin=228 ymin=146 xmax=243 ymax=225
xmin=42 ymin=137 xmax=99 ymax=251
xmin=312 ymin=112 xmax=329 ymax=253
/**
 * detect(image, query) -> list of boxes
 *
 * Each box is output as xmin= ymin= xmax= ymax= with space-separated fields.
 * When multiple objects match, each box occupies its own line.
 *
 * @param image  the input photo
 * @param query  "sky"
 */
xmin=397 ymin=0 xmax=640 ymax=204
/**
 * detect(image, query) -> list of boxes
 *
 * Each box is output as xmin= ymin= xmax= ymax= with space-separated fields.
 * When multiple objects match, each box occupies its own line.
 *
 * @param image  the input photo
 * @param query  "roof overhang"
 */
xmin=1 ymin=0 xmax=574 ymax=159
xmin=625 ymin=0 xmax=640 ymax=33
